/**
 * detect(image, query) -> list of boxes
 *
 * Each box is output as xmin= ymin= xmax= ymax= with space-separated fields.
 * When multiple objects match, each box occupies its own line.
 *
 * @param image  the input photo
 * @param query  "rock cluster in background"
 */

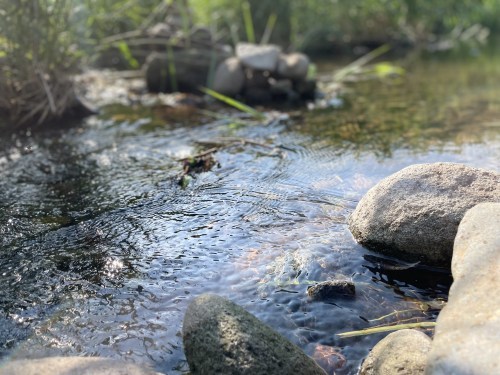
xmin=143 ymin=39 xmax=316 ymax=103
xmin=212 ymin=42 xmax=316 ymax=103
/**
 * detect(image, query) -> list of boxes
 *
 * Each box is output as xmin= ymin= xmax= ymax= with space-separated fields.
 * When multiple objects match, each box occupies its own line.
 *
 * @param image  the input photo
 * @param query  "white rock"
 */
xmin=426 ymin=203 xmax=500 ymax=375
xmin=236 ymin=42 xmax=281 ymax=71
xmin=360 ymin=329 xmax=431 ymax=375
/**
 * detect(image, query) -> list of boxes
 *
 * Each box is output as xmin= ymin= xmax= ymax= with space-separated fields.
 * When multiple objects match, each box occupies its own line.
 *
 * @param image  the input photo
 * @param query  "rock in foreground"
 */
xmin=0 ymin=357 xmax=161 ymax=375
xmin=360 ymin=329 xmax=431 ymax=375
xmin=426 ymin=203 xmax=500 ymax=375
xmin=348 ymin=163 xmax=500 ymax=265
xmin=183 ymin=293 xmax=326 ymax=375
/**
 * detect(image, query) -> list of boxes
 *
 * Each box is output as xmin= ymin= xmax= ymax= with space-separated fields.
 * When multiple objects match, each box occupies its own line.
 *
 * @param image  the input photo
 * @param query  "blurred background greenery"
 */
xmin=1 ymin=0 xmax=499 ymax=125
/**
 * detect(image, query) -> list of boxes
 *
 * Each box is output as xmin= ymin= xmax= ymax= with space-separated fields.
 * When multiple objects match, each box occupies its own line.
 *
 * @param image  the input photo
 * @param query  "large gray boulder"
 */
xmin=236 ymin=43 xmax=281 ymax=71
xmin=0 ymin=357 xmax=161 ymax=375
xmin=360 ymin=329 xmax=431 ymax=375
xmin=349 ymin=163 xmax=500 ymax=265
xmin=212 ymin=57 xmax=245 ymax=96
xmin=183 ymin=293 xmax=326 ymax=375
xmin=426 ymin=203 xmax=500 ymax=375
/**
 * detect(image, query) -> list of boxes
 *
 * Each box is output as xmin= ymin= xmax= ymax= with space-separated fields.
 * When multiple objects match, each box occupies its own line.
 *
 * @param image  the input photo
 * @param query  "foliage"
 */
xmin=189 ymin=0 xmax=500 ymax=50
xmin=0 ymin=0 xmax=81 ymax=125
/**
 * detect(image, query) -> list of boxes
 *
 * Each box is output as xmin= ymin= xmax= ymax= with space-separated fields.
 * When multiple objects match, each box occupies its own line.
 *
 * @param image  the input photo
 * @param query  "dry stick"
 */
xmin=36 ymin=67 xmax=57 ymax=114
xmin=177 ymin=147 xmax=220 ymax=161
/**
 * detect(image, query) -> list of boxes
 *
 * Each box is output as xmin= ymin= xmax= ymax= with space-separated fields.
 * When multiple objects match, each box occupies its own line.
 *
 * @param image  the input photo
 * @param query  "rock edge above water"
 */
xmin=183 ymin=293 xmax=326 ymax=375
xmin=348 ymin=162 xmax=500 ymax=265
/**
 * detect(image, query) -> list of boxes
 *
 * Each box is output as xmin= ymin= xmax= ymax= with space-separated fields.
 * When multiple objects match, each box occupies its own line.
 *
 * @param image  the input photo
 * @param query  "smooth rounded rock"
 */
xmin=212 ymin=57 xmax=245 ymax=96
xmin=277 ymin=53 xmax=310 ymax=80
xmin=183 ymin=293 xmax=326 ymax=375
xmin=426 ymin=203 xmax=500 ymax=375
xmin=0 ymin=357 xmax=161 ymax=375
xmin=236 ymin=43 xmax=281 ymax=71
xmin=360 ymin=329 xmax=431 ymax=375
xmin=348 ymin=163 xmax=500 ymax=265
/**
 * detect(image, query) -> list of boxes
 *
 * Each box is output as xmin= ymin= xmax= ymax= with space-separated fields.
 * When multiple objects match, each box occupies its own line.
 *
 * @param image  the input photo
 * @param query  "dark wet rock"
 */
xmin=244 ymin=69 xmax=271 ymax=90
xmin=145 ymin=49 xmax=230 ymax=93
xmin=0 ymin=357 xmax=161 ymax=375
xmin=269 ymin=78 xmax=294 ymax=99
xmin=294 ymin=79 xmax=317 ymax=100
xmin=243 ymin=87 xmax=273 ymax=104
xmin=426 ymin=203 xmax=500 ymax=375
xmin=348 ymin=163 xmax=500 ymax=265
xmin=307 ymin=280 xmax=355 ymax=301
xmin=277 ymin=53 xmax=310 ymax=80
xmin=213 ymin=57 xmax=245 ymax=96
xmin=183 ymin=293 xmax=326 ymax=375
xmin=360 ymin=329 xmax=431 ymax=375
xmin=236 ymin=43 xmax=281 ymax=71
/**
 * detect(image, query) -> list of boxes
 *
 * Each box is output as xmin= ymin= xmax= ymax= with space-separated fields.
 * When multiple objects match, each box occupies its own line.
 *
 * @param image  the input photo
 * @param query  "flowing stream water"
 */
xmin=1 ymin=49 xmax=499 ymax=374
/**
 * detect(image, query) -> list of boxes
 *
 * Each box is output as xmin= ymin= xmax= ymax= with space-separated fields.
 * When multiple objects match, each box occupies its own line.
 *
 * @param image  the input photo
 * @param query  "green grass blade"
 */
xmin=242 ymin=1 xmax=256 ymax=43
xmin=200 ymin=87 xmax=265 ymax=120
xmin=334 ymin=44 xmax=391 ymax=82
xmin=337 ymin=322 xmax=436 ymax=338
xmin=117 ymin=41 xmax=139 ymax=69
xmin=260 ymin=13 xmax=278 ymax=45
xmin=167 ymin=44 xmax=178 ymax=92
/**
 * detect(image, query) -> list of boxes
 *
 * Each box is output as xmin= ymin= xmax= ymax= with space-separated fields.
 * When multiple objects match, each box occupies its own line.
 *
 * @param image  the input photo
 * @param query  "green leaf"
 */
xmin=117 ymin=41 xmax=139 ymax=69
xmin=199 ymin=87 xmax=265 ymax=120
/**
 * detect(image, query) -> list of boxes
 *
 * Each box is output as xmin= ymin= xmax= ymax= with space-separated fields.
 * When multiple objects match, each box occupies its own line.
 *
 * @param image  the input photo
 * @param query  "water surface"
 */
xmin=0 ymin=50 xmax=499 ymax=374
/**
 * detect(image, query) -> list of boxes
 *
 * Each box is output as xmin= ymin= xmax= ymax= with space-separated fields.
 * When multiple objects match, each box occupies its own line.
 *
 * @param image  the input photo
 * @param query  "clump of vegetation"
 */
xmin=0 ymin=0 xmax=82 ymax=125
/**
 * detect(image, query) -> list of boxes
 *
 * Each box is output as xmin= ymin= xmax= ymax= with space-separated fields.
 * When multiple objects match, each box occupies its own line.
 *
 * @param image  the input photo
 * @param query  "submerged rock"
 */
xmin=183 ymin=293 xmax=326 ymax=375
xmin=0 ymin=357 xmax=161 ymax=375
xmin=426 ymin=202 xmax=500 ymax=375
xmin=360 ymin=329 xmax=431 ymax=375
xmin=307 ymin=280 xmax=355 ymax=301
xmin=348 ymin=163 xmax=500 ymax=265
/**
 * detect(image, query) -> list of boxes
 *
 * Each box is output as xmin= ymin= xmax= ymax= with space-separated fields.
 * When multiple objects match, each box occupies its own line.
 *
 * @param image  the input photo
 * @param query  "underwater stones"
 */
xmin=426 ymin=203 xmax=500 ymax=375
xmin=236 ymin=43 xmax=281 ymax=71
xmin=348 ymin=163 xmax=500 ymax=265
xmin=0 ymin=357 xmax=161 ymax=375
xmin=359 ymin=329 xmax=431 ymax=375
xmin=183 ymin=293 xmax=326 ymax=375
xmin=213 ymin=57 xmax=245 ymax=96
xmin=307 ymin=280 xmax=355 ymax=301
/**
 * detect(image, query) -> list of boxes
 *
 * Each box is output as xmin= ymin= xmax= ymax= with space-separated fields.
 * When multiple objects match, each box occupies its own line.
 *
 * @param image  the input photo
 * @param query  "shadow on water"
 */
xmin=0 ymin=46 xmax=499 ymax=374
